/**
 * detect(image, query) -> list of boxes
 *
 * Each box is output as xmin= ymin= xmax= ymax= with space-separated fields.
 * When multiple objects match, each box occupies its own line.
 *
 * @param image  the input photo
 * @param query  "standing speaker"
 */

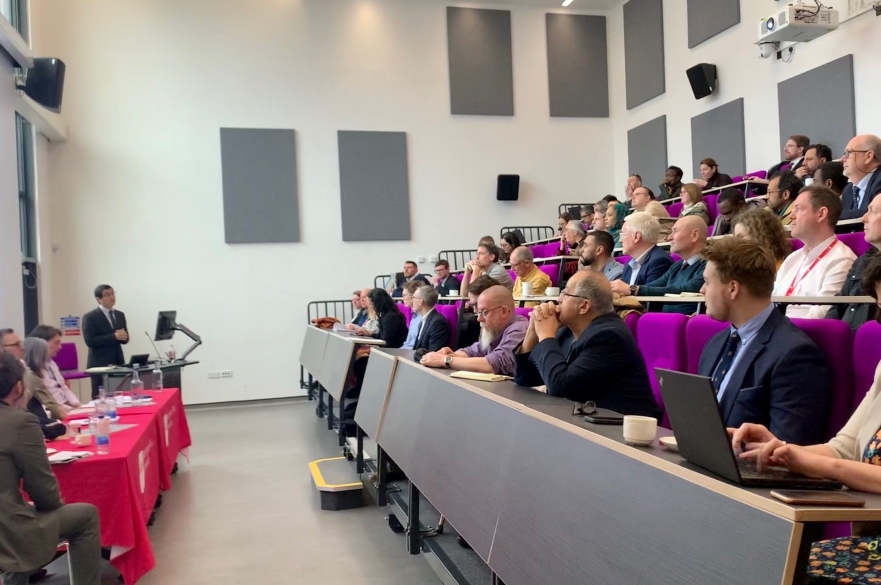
xmin=24 ymin=58 xmax=66 ymax=113
xmin=497 ymin=174 xmax=520 ymax=201
xmin=685 ymin=63 xmax=717 ymax=100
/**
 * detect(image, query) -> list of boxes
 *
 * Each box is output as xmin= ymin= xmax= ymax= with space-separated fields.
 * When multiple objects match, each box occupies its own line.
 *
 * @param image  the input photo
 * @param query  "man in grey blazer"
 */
xmin=0 ymin=351 xmax=101 ymax=585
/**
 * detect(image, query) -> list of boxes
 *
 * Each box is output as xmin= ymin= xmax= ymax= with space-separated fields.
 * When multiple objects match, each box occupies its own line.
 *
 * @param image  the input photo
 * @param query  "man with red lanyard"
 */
xmin=773 ymin=185 xmax=856 ymax=318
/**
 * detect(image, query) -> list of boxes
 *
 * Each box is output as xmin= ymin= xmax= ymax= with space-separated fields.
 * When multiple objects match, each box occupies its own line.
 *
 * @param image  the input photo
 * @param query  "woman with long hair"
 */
xmin=732 ymin=209 xmax=792 ymax=272
xmin=499 ymin=231 xmax=524 ymax=263
xmin=679 ymin=183 xmax=710 ymax=225
xmin=23 ymin=337 xmax=70 ymax=420
xmin=358 ymin=288 xmax=408 ymax=348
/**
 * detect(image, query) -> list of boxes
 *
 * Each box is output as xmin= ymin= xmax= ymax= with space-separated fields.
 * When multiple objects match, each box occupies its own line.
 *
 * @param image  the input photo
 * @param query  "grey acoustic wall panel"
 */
xmin=624 ymin=0 xmax=665 ymax=110
xmin=546 ymin=13 xmax=609 ymax=118
xmin=447 ymin=7 xmax=514 ymax=116
xmin=628 ymin=116 xmax=668 ymax=189
xmin=338 ymin=131 xmax=411 ymax=242
xmin=220 ymin=128 xmax=299 ymax=244
xmin=687 ymin=0 xmax=740 ymax=48
xmin=778 ymin=55 xmax=855 ymax=158
xmin=691 ymin=98 xmax=745 ymax=178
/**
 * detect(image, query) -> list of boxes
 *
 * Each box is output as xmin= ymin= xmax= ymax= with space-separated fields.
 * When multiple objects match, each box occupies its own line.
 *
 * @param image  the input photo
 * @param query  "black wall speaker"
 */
xmin=686 ymin=63 xmax=717 ymax=100
xmin=25 ymin=58 xmax=66 ymax=113
xmin=497 ymin=174 xmax=520 ymax=201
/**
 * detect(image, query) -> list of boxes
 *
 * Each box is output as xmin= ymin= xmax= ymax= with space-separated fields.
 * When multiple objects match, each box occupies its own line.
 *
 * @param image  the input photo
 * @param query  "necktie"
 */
xmin=109 ymin=310 xmax=117 ymax=328
xmin=853 ymin=186 xmax=862 ymax=210
xmin=712 ymin=330 xmax=740 ymax=393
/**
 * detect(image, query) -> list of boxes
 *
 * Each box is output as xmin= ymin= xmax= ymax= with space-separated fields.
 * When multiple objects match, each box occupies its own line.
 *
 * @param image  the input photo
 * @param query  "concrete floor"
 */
xmin=41 ymin=399 xmax=439 ymax=585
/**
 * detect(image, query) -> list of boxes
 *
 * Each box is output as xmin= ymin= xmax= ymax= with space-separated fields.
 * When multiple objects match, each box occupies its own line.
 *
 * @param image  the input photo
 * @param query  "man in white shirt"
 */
xmin=614 ymin=212 xmax=674 ymax=288
xmin=773 ymin=185 xmax=856 ymax=318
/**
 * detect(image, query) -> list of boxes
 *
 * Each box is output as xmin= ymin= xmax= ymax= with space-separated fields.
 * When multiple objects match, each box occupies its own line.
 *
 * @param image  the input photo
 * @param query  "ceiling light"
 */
xmin=562 ymin=0 xmax=574 ymax=5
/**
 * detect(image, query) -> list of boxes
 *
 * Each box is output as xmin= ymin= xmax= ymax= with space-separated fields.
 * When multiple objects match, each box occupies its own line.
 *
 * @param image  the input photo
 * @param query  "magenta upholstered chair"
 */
xmin=530 ymin=244 xmax=543 ymax=258
xmin=637 ymin=313 xmax=689 ymax=428
xmin=670 ymin=253 xmax=681 ymax=263
xmin=730 ymin=175 xmax=745 ymax=185
xmin=514 ymin=307 xmax=532 ymax=319
xmin=685 ymin=315 xmax=729 ymax=375
xmin=780 ymin=163 xmax=792 ymax=173
xmin=507 ymin=269 xmax=517 ymax=284
xmin=623 ymin=312 xmax=641 ymax=341
xmin=707 ymin=225 xmax=714 ymax=237
xmin=839 ymin=232 xmax=871 ymax=258
xmin=789 ymin=238 xmax=804 ymax=251
xmin=435 ymin=304 xmax=459 ymax=337
xmin=704 ymin=194 xmax=719 ymax=225
xmin=55 ymin=343 xmax=90 ymax=382
xmin=791 ymin=318 xmax=854 ymax=440
xmin=539 ymin=263 xmax=560 ymax=287
xmin=615 ymin=255 xmax=631 ymax=266
xmin=853 ymin=321 xmax=881 ymax=410
xmin=746 ymin=170 xmax=767 ymax=180
xmin=398 ymin=304 xmax=412 ymax=327
xmin=667 ymin=202 xmax=684 ymax=218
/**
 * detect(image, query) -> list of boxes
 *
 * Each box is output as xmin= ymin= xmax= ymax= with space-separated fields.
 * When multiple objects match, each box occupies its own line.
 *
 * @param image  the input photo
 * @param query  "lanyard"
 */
xmin=785 ymin=239 xmax=838 ymax=296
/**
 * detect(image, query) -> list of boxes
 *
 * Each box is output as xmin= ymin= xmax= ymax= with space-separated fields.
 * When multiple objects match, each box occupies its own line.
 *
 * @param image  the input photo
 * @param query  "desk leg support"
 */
xmin=356 ymin=426 xmax=365 ymax=475
xmin=491 ymin=573 xmax=507 ymax=585
xmin=792 ymin=522 xmax=824 ymax=584
xmin=300 ymin=365 xmax=306 ymax=390
xmin=316 ymin=385 xmax=325 ymax=418
xmin=407 ymin=481 xmax=421 ymax=555
xmin=307 ymin=373 xmax=314 ymax=401
xmin=327 ymin=395 xmax=335 ymax=430
xmin=377 ymin=446 xmax=388 ymax=507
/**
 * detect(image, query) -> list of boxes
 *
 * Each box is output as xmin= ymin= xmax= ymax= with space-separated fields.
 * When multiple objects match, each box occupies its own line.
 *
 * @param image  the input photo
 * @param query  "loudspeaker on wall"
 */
xmin=497 ymin=174 xmax=520 ymax=201
xmin=24 ymin=58 xmax=66 ymax=113
xmin=686 ymin=63 xmax=717 ymax=100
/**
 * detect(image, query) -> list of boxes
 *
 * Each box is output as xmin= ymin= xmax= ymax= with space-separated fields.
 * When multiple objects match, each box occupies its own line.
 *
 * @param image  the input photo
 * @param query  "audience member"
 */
xmin=510 ymin=247 xmax=552 ymax=307
xmin=355 ymin=289 xmax=408 ymax=348
xmin=401 ymin=281 xmax=428 ymax=350
xmin=624 ymin=174 xmax=642 ymax=208
xmin=592 ymin=201 xmax=609 ymax=231
xmin=347 ymin=288 xmax=373 ymax=331
xmin=601 ymin=194 xmax=619 ymax=205
xmin=768 ymin=134 xmax=810 ymax=176
xmin=841 ymin=134 xmax=881 ymax=220
xmin=616 ymin=212 xmax=674 ymax=287
xmin=679 ymin=183 xmax=710 ymax=225
xmin=559 ymin=220 xmax=587 ymax=257
xmin=827 ymin=198 xmax=881 ymax=330
xmin=732 ymin=208 xmax=791 ymax=272
xmin=579 ymin=206 xmax=593 ymax=230
xmin=580 ymin=230 xmax=623 ymax=281
xmin=0 ymin=328 xmax=22 ymax=358
xmin=388 ymin=261 xmax=429 ymax=297
xmin=698 ymin=238 xmax=832 ymax=445
xmin=456 ymin=275 xmax=501 ymax=349
xmin=712 ymin=188 xmax=747 ymax=236
xmin=499 ymin=231 xmax=524 ymax=263
xmin=766 ymin=171 xmax=804 ymax=227
xmin=459 ymin=243 xmax=513 ymax=294
xmin=773 ymin=185 xmax=855 ymax=318
xmin=658 ymin=166 xmax=684 ymax=202
xmin=557 ymin=212 xmax=574 ymax=235
xmin=630 ymin=186 xmax=672 ymax=239
xmin=795 ymin=143 xmax=832 ymax=181
xmin=0 ymin=350 xmax=102 ymax=585
xmin=514 ymin=270 xmax=661 ymax=418
xmin=22 ymin=337 xmax=69 ymax=421
xmin=411 ymin=286 xmax=451 ymax=353
xmin=604 ymin=202 xmax=629 ymax=247
xmin=420 ymin=285 xmax=527 ymax=376
xmin=82 ymin=284 xmax=128 ymax=398
xmin=350 ymin=290 xmax=367 ymax=327
xmin=28 ymin=325 xmax=81 ymax=411
xmin=431 ymin=260 xmax=460 ymax=297
xmin=813 ymin=160 xmax=847 ymax=197
xmin=611 ymin=216 xmax=707 ymax=314
xmin=694 ymin=158 xmax=733 ymax=192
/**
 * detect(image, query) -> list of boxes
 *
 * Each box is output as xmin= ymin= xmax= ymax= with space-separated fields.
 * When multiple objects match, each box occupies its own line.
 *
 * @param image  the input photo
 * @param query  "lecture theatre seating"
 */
xmin=636 ymin=313 xmax=688 ymax=429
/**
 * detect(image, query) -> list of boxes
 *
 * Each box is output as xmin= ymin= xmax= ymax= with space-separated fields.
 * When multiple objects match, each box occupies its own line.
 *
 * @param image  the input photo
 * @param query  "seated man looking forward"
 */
xmin=459 ymin=243 xmax=514 ymax=294
xmin=514 ymin=270 xmax=660 ymax=419
xmin=580 ymin=230 xmax=623 ymax=281
xmin=420 ymin=285 xmax=527 ymax=376
xmin=412 ymin=286 xmax=452 ymax=353
xmin=510 ymin=246 xmax=552 ymax=307
xmin=615 ymin=212 xmax=674 ymax=287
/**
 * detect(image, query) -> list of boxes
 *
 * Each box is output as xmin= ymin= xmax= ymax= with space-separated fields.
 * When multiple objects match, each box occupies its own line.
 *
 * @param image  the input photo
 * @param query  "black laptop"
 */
xmin=128 ymin=354 xmax=151 ymax=368
xmin=655 ymin=368 xmax=841 ymax=490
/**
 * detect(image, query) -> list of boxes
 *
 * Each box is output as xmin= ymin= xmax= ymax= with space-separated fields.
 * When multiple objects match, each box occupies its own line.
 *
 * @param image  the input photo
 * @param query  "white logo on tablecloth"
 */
xmin=138 ymin=440 xmax=155 ymax=494
xmin=164 ymin=407 xmax=175 ymax=448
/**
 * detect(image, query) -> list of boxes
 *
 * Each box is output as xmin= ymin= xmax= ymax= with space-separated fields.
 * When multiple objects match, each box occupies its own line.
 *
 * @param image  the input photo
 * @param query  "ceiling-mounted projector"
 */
xmin=758 ymin=4 xmax=839 ymax=43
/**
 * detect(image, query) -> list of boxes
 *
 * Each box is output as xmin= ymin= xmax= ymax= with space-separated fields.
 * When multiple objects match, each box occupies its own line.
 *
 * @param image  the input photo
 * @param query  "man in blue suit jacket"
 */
xmin=514 ymin=270 xmax=661 ymax=419
xmin=615 ymin=212 xmax=673 ymax=287
xmin=840 ymin=134 xmax=881 ymax=220
xmin=697 ymin=238 xmax=832 ymax=445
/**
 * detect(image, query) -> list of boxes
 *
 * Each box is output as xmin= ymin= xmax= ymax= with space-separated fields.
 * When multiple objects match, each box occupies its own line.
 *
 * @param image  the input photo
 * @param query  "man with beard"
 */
xmin=420 ymin=285 xmax=527 ymax=376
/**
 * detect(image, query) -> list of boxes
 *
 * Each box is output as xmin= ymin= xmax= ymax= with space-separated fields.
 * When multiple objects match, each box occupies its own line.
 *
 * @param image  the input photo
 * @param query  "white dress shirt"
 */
xmin=100 ymin=304 xmax=116 ymax=328
xmin=772 ymin=235 xmax=856 ymax=319
xmin=43 ymin=360 xmax=81 ymax=409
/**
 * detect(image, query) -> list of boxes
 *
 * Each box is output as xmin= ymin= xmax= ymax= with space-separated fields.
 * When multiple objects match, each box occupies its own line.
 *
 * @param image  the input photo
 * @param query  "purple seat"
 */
xmin=685 ymin=315 xmax=729 ymax=374
xmin=55 ymin=343 xmax=90 ymax=381
xmin=839 ymin=232 xmax=871 ymax=257
xmin=746 ymin=169 xmax=767 ymax=180
xmin=730 ymin=175 xmax=745 ymax=184
xmin=539 ymin=263 xmax=560 ymax=287
xmin=707 ymin=225 xmax=714 ymax=237
xmin=514 ymin=307 xmax=532 ymax=319
xmin=637 ymin=313 xmax=689 ymax=428
xmin=623 ymin=313 xmax=640 ymax=341
xmin=529 ymin=244 xmax=544 ymax=258
xmin=507 ymin=269 xmax=517 ymax=284
xmin=670 ymin=253 xmax=681 ymax=263
xmin=704 ymin=194 xmax=719 ymax=225
xmin=435 ymin=304 xmax=459 ymax=338
xmin=615 ymin=255 xmax=631 ymax=266
xmin=791 ymin=318 xmax=854 ymax=440
xmin=789 ymin=238 xmax=804 ymax=251
xmin=398 ymin=303 xmax=412 ymax=326
xmin=667 ymin=202 xmax=684 ymax=218
xmin=853 ymin=321 xmax=881 ymax=410
xmin=780 ymin=163 xmax=792 ymax=173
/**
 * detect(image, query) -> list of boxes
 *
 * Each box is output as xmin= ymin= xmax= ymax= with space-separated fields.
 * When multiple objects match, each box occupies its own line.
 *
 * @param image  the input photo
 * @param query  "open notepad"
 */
xmin=449 ymin=371 xmax=513 ymax=382
xmin=665 ymin=292 xmax=704 ymax=298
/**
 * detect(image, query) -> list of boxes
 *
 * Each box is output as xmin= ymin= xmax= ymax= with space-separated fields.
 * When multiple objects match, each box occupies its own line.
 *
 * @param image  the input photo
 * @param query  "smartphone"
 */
xmin=770 ymin=490 xmax=866 ymax=507
xmin=584 ymin=413 xmax=624 ymax=425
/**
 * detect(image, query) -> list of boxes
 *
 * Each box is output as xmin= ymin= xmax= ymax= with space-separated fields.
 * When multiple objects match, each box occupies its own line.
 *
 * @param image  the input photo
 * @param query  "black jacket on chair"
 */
xmin=375 ymin=309 xmax=409 ymax=349
xmin=413 ymin=310 xmax=452 ymax=353
xmin=840 ymin=169 xmax=881 ymax=220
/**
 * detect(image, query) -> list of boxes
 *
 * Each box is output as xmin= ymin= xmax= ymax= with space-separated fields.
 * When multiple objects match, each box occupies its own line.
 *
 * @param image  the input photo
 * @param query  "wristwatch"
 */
xmin=444 ymin=356 xmax=453 ymax=369
xmin=629 ymin=285 xmax=639 ymax=296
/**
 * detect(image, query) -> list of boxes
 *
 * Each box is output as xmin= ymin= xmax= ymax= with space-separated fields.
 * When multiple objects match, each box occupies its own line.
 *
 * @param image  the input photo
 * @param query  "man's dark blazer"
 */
xmin=413 ymin=309 xmax=452 ymax=353
xmin=703 ymin=172 xmax=734 ymax=191
xmin=392 ymin=273 xmax=430 ymax=297
xmin=840 ymin=169 xmax=881 ymax=220
xmin=768 ymin=157 xmax=804 ymax=178
xmin=82 ymin=306 xmax=128 ymax=396
xmin=826 ymin=248 xmax=879 ymax=331
xmin=435 ymin=276 xmax=460 ymax=297
xmin=514 ymin=313 xmax=661 ymax=420
xmin=619 ymin=245 xmax=674 ymax=287
xmin=697 ymin=309 xmax=832 ymax=445
xmin=375 ymin=309 xmax=408 ymax=349
xmin=637 ymin=258 xmax=707 ymax=314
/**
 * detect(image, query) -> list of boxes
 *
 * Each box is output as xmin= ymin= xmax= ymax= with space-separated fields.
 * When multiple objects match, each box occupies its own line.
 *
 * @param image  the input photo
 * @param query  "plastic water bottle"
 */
xmin=131 ymin=369 xmax=144 ymax=402
xmin=102 ymin=385 xmax=118 ymax=425
xmin=96 ymin=415 xmax=110 ymax=455
xmin=152 ymin=362 xmax=163 ymax=390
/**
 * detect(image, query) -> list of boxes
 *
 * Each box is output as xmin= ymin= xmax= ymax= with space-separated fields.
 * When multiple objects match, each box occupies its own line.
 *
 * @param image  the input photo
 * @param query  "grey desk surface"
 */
xmin=318 ymin=333 xmax=357 ymax=402
xmin=299 ymin=325 xmax=328 ymax=377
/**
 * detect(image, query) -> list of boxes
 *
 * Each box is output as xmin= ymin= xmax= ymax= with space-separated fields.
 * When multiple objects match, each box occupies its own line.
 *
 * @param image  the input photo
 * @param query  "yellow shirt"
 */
xmin=513 ymin=266 xmax=553 ymax=308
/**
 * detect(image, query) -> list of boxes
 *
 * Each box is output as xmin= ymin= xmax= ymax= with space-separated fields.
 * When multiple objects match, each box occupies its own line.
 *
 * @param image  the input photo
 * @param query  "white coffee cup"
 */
xmin=522 ymin=282 xmax=533 ymax=297
xmin=546 ymin=287 xmax=561 ymax=297
xmin=623 ymin=415 xmax=657 ymax=447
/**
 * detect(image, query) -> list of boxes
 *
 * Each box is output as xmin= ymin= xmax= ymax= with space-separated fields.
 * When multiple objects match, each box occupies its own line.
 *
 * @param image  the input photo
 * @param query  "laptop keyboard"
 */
xmin=737 ymin=458 xmax=797 ymax=480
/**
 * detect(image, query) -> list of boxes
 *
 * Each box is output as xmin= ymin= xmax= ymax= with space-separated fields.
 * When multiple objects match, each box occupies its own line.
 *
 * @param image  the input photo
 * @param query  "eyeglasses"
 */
xmin=2 ymin=341 xmax=22 ymax=348
xmin=560 ymin=291 xmax=589 ymax=301
xmin=843 ymin=149 xmax=870 ymax=159
xmin=476 ymin=305 xmax=505 ymax=319
xmin=572 ymin=401 xmax=597 ymax=416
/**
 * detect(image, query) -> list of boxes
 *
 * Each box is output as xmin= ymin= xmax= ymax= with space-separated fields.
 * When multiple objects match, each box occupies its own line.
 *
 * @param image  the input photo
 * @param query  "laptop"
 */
xmin=128 ymin=354 xmax=151 ymax=368
xmin=655 ymin=368 xmax=841 ymax=490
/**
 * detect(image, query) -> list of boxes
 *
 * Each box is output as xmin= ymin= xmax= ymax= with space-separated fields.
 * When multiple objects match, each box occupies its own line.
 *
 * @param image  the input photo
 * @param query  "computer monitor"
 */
xmin=155 ymin=311 xmax=178 ymax=341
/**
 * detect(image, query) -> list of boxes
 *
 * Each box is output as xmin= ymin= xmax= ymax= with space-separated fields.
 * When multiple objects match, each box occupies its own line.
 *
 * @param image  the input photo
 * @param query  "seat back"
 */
xmin=397 ymin=304 xmax=412 ymax=326
xmin=434 ymin=304 xmax=459 ymax=338
xmin=746 ymin=169 xmax=767 ymax=180
xmin=789 ymin=238 xmax=804 ymax=251
xmin=704 ymin=194 xmax=719 ymax=225
xmin=55 ymin=342 xmax=80 ymax=371
xmin=514 ymin=307 xmax=532 ymax=319
xmin=685 ymin=315 xmax=729 ymax=374
xmin=791 ymin=318 xmax=855 ymax=439
xmin=539 ymin=263 xmax=560 ymax=287
xmin=667 ymin=202 xmax=684 ymax=218
xmin=541 ymin=242 xmax=558 ymax=258
xmin=507 ymin=269 xmax=517 ymax=284
xmin=623 ymin=312 xmax=641 ymax=341
xmin=853 ymin=321 xmax=881 ymax=410
xmin=670 ymin=253 xmax=681 ymax=263
xmin=839 ymin=232 xmax=871 ymax=257
xmin=637 ymin=313 xmax=689 ymax=427
xmin=615 ymin=255 xmax=631 ymax=266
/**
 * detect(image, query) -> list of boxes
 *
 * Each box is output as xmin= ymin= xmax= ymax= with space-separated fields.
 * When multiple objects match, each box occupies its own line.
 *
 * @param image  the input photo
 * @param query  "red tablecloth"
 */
xmin=122 ymin=390 xmax=192 ymax=490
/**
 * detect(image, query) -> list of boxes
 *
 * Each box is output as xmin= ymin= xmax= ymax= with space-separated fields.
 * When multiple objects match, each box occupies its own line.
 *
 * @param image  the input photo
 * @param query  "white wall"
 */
xmin=0 ymin=56 xmax=24 ymax=334
xmin=29 ymin=0 xmax=616 ymax=404
xmin=607 ymin=1 xmax=881 ymax=186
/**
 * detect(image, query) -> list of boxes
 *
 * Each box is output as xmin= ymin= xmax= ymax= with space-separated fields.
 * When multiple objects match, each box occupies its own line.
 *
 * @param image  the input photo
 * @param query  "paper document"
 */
xmin=665 ymin=293 xmax=704 ymax=298
xmin=450 ymin=371 xmax=512 ymax=382
xmin=49 ymin=451 xmax=92 ymax=464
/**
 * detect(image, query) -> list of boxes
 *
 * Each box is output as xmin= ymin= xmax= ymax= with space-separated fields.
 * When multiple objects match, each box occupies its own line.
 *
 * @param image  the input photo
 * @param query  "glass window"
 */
xmin=16 ymin=114 xmax=36 ymax=260
xmin=1 ymin=0 xmax=28 ymax=41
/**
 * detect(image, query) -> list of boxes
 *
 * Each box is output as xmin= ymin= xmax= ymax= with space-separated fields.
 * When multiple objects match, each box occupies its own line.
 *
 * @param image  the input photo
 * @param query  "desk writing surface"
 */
xmin=354 ymin=349 xmax=399 ymax=440
xmin=318 ymin=333 xmax=357 ymax=401
xmin=374 ymin=359 xmax=433 ymax=472
xmin=299 ymin=326 xmax=329 ymax=376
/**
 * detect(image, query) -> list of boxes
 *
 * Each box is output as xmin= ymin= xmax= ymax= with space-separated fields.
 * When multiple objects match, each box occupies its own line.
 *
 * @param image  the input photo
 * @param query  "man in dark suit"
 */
xmin=82 ymin=284 xmax=129 ymax=398
xmin=614 ymin=212 xmax=674 ymax=287
xmin=0 ymin=351 xmax=102 ymax=585
xmin=388 ymin=260 xmax=430 ymax=297
xmin=431 ymin=260 xmax=460 ymax=297
xmin=767 ymin=134 xmax=809 ymax=177
xmin=514 ymin=270 xmax=660 ymax=419
xmin=697 ymin=238 xmax=832 ymax=445
xmin=840 ymin=134 xmax=881 ymax=220
xmin=412 ymin=286 xmax=452 ymax=353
